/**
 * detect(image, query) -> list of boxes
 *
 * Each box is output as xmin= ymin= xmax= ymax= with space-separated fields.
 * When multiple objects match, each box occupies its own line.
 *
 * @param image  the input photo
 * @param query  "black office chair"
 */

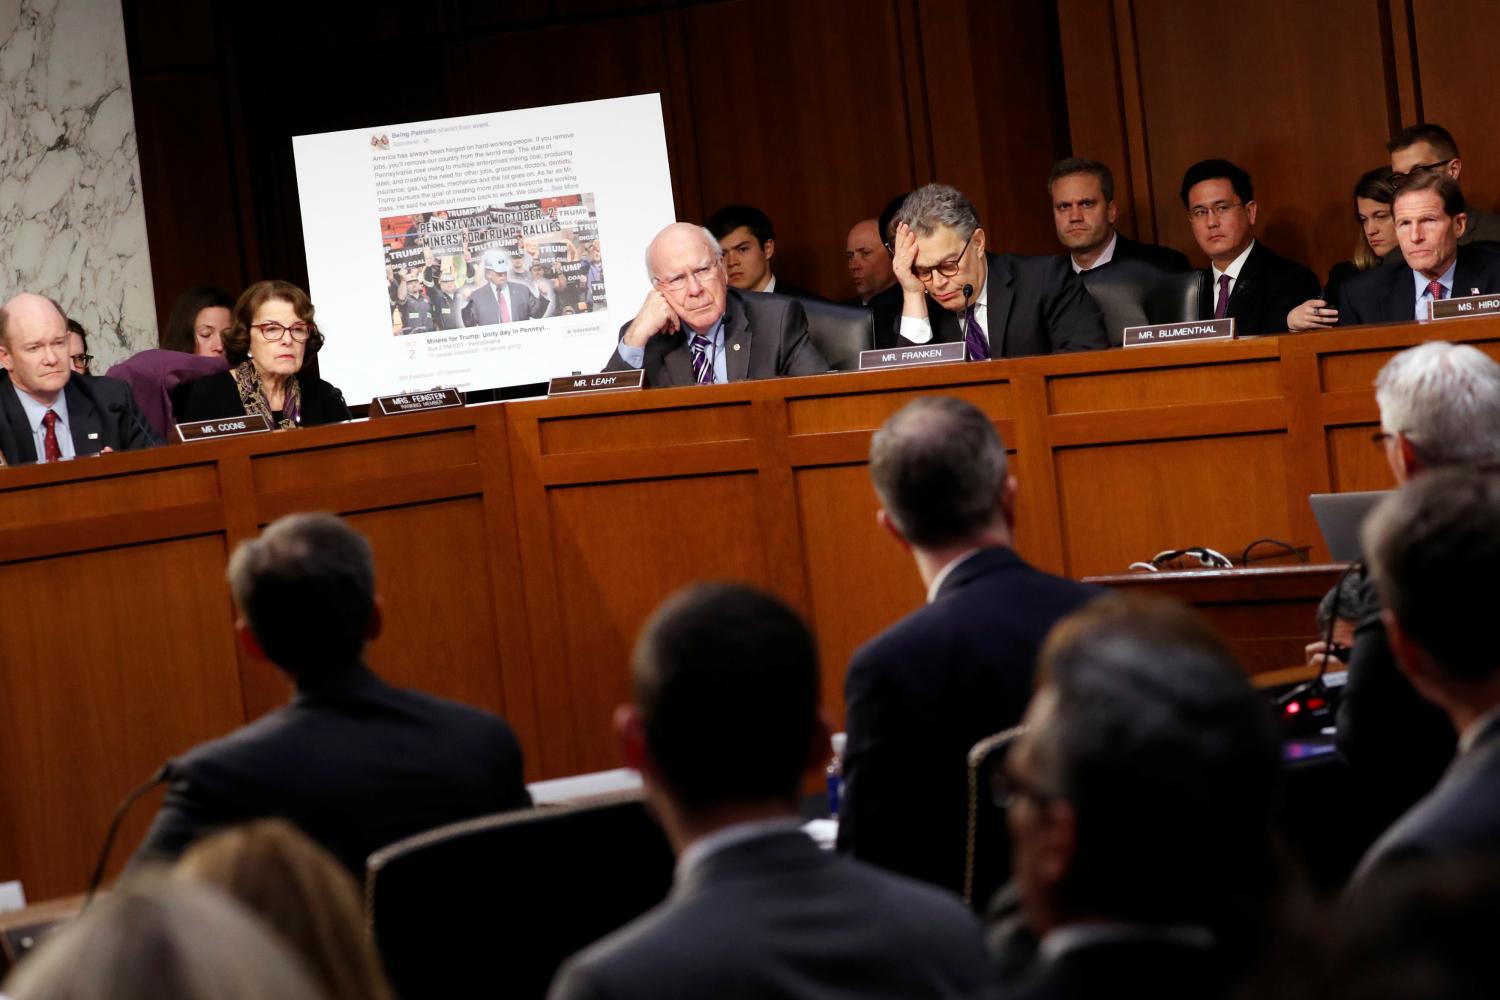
xmin=797 ymin=299 xmax=872 ymax=371
xmin=1080 ymin=259 xmax=1203 ymax=346
xmin=366 ymin=791 xmax=675 ymax=1000
xmin=963 ymin=725 xmax=1024 ymax=911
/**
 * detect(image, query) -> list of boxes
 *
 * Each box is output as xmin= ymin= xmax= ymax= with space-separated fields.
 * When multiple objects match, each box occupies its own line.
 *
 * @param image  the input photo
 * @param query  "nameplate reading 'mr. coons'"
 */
xmin=1122 ymin=318 xmax=1235 ymax=348
xmin=548 ymin=371 xmax=645 ymax=396
xmin=369 ymin=387 xmax=465 ymax=417
xmin=857 ymin=342 xmax=967 ymax=371
xmin=1430 ymin=292 xmax=1500 ymax=321
xmin=175 ymin=413 xmax=275 ymax=443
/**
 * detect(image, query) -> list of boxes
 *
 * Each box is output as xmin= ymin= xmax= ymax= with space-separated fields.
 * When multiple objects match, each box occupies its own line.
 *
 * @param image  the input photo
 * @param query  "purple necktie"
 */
xmin=1214 ymin=273 xmax=1232 ymax=319
xmin=964 ymin=306 xmax=989 ymax=361
xmin=689 ymin=334 xmax=714 ymax=384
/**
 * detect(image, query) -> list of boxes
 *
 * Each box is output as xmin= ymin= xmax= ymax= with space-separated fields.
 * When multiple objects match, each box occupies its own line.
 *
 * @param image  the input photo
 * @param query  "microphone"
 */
xmin=84 ymin=762 xmax=172 ymax=908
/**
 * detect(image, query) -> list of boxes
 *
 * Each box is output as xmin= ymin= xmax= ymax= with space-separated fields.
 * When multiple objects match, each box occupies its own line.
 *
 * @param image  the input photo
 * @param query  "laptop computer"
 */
xmin=1309 ymin=491 xmax=1392 ymax=561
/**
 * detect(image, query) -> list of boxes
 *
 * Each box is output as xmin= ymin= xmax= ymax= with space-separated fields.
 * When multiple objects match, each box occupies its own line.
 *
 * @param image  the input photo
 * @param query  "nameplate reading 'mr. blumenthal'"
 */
xmin=175 ymin=413 xmax=275 ymax=443
xmin=1430 ymin=292 xmax=1500 ymax=321
xmin=369 ymin=387 xmax=465 ymax=417
xmin=548 ymin=371 xmax=645 ymax=396
xmin=1122 ymin=318 xmax=1235 ymax=348
xmin=858 ymin=342 xmax=967 ymax=371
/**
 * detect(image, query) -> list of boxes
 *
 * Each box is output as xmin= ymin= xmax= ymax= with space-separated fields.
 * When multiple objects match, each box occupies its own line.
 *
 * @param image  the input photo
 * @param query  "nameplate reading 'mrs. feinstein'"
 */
xmin=1430 ymin=292 xmax=1500 ymax=321
xmin=1122 ymin=318 xmax=1235 ymax=348
xmin=858 ymin=342 xmax=967 ymax=371
xmin=548 ymin=371 xmax=645 ymax=396
xmin=369 ymin=387 xmax=465 ymax=417
xmin=175 ymin=413 xmax=275 ymax=443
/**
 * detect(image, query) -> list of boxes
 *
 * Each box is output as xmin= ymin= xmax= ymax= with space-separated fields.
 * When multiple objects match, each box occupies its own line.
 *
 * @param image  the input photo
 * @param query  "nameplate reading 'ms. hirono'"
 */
xmin=175 ymin=412 xmax=276 ymax=443
xmin=1122 ymin=317 xmax=1236 ymax=348
xmin=548 ymin=371 xmax=646 ymax=396
xmin=857 ymin=341 xmax=967 ymax=371
xmin=1430 ymin=292 xmax=1500 ymax=322
xmin=370 ymin=387 xmax=465 ymax=418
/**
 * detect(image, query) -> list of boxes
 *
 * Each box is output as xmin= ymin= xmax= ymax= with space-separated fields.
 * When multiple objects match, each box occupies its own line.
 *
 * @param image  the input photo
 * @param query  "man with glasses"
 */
xmin=603 ymin=222 xmax=827 ymax=387
xmin=1388 ymin=123 xmax=1500 ymax=247
xmin=878 ymin=183 xmax=1107 ymax=356
xmin=1182 ymin=159 xmax=1319 ymax=335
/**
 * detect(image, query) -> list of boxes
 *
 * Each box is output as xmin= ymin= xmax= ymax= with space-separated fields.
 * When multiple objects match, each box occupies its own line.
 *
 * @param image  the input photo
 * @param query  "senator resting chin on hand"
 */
xmin=603 ymin=222 xmax=828 ymax=387
xmin=181 ymin=280 xmax=350 ymax=428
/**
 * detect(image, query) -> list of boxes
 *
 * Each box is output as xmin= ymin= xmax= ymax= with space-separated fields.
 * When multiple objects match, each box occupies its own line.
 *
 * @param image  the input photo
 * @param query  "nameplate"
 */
xmin=1429 ymin=292 xmax=1500 ymax=321
xmin=175 ymin=412 xmax=275 ymax=443
xmin=857 ymin=342 xmax=967 ymax=370
xmin=369 ymin=387 xmax=465 ymax=417
xmin=1122 ymin=318 xmax=1235 ymax=348
xmin=548 ymin=371 xmax=645 ymax=396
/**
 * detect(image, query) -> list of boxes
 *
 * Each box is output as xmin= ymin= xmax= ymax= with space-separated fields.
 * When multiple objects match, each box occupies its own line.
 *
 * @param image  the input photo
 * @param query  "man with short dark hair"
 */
xmin=1388 ymin=123 xmax=1500 ymax=245
xmin=705 ymin=204 xmax=821 ymax=300
xmin=132 ymin=512 xmax=531 ymax=874
xmin=837 ymin=396 xmax=1100 ymax=895
xmin=1048 ymin=157 xmax=1189 ymax=273
xmin=548 ymin=583 xmax=997 ymax=1000
xmin=1180 ymin=158 xmax=1320 ymax=335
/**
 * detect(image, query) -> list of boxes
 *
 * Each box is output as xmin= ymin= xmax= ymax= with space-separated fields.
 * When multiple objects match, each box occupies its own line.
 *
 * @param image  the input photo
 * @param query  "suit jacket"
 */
xmin=838 ymin=547 xmax=1102 ymax=894
xmin=548 ymin=829 xmax=998 ymax=1000
xmin=1107 ymin=232 xmax=1192 ymax=273
xmin=462 ymin=280 xmax=540 ymax=327
xmin=871 ymin=252 xmax=1109 ymax=353
xmin=133 ymin=663 xmax=532 ymax=876
xmin=0 ymin=371 xmax=159 ymax=465
xmin=603 ymin=288 xmax=829 ymax=387
xmin=1000 ymin=938 xmax=1226 ymax=1000
xmin=1338 ymin=243 xmax=1500 ymax=326
xmin=767 ymin=278 xmax=826 ymax=302
xmin=180 ymin=370 xmax=351 ymax=428
xmin=1197 ymin=241 xmax=1320 ymax=335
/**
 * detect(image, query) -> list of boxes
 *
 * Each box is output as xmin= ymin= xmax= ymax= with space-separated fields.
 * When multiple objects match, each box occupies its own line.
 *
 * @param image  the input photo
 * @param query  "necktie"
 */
xmin=964 ymin=306 xmax=990 ymax=361
xmin=42 ymin=409 xmax=62 ymax=463
xmin=498 ymin=286 xmax=511 ymax=324
xmin=1214 ymin=273 xmax=1232 ymax=319
xmin=690 ymin=334 xmax=714 ymax=384
xmin=1422 ymin=279 xmax=1446 ymax=320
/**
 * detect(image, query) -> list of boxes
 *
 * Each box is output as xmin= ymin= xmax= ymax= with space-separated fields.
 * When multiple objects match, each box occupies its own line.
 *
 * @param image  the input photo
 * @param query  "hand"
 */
xmin=1287 ymin=299 xmax=1337 ymax=331
xmin=622 ymin=288 xmax=679 ymax=347
xmin=891 ymin=222 xmax=925 ymax=295
xmin=1304 ymin=640 xmax=1344 ymax=670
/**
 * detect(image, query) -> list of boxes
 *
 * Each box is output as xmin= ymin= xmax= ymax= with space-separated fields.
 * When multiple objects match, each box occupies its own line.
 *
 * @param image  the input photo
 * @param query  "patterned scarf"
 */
xmin=230 ymin=359 xmax=302 ymax=428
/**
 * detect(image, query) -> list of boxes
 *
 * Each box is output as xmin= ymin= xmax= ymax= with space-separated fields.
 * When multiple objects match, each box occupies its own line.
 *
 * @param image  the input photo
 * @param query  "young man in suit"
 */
xmin=1048 ymin=157 xmax=1190 ymax=273
xmin=837 ymin=396 xmax=1100 ymax=896
xmin=705 ymin=203 xmax=823 ymax=301
xmin=0 ymin=292 xmax=158 ymax=466
xmin=548 ymin=583 xmax=997 ymax=1000
xmin=1181 ymin=159 xmax=1320 ymax=335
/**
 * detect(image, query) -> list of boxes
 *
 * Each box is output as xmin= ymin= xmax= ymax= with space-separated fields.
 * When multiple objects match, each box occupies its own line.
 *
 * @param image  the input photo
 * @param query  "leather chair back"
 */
xmin=797 ymin=299 xmax=872 ymax=371
xmin=1080 ymin=260 xmax=1202 ymax=346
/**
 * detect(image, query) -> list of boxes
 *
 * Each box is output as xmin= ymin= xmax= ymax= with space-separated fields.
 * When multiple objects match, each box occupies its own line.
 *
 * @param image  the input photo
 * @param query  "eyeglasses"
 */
xmin=70 ymin=353 xmax=93 ymax=367
xmin=655 ymin=262 xmax=720 ymax=293
xmin=1188 ymin=202 xmax=1246 ymax=222
xmin=911 ymin=230 xmax=975 ymax=281
xmin=1392 ymin=159 xmax=1455 ymax=181
xmin=251 ymin=322 xmax=315 ymax=343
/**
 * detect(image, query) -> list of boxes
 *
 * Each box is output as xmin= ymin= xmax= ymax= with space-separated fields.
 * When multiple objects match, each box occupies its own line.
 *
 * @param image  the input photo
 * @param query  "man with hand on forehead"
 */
xmin=603 ymin=222 xmax=828 ymax=387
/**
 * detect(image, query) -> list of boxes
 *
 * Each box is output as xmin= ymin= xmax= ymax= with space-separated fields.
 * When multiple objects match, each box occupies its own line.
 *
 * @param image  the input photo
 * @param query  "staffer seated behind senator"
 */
xmin=706 ymin=203 xmax=822 ymax=301
xmin=1182 ymin=159 xmax=1320 ymax=335
xmin=1048 ymin=157 xmax=1190 ymax=273
xmin=0 ymin=292 xmax=158 ymax=467
xmin=180 ymin=280 xmax=350 ymax=428
xmin=1388 ymin=122 xmax=1500 ymax=246
xmin=1287 ymin=168 xmax=1402 ymax=331
xmin=603 ymin=222 xmax=828 ymax=387
xmin=875 ymin=182 xmax=1108 ymax=354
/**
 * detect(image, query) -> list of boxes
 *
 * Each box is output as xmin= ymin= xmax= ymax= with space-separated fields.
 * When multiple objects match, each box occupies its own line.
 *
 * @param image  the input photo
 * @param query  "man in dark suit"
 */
xmin=999 ymin=595 xmax=1281 ymax=1000
xmin=132 ymin=512 xmax=531 ymax=876
xmin=1048 ymin=157 xmax=1190 ymax=273
xmin=705 ymin=203 xmax=823 ymax=301
xmin=873 ymin=182 xmax=1108 ymax=353
xmin=1339 ymin=170 xmax=1500 ymax=326
xmin=603 ymin=222 xmax=828 ymax=386
xmin=1355 ymin=468 xmax=1500 ymax=882
xmin=461 ymin=247 xmax=540 ymax=327
xmin=1181 ymin=159 xmax=1320 ymax=335
xmin=842 ymin=217 xmax=896 ymax=306
xmin=0 ymin=292 xmax=157 ymax=466
xmin=547 ymin=583 xmax=997 ymax=1000
xmin=837 ymin=396 xmax=1100 ymax=896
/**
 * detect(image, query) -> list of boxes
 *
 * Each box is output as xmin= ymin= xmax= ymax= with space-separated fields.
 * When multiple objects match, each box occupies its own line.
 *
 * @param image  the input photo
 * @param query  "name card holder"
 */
xmin=548 ymin=371 xmax=645 ymax=396
xmin=1122 ymin=318 xmax=1235 ymax=348
xmin=369 ymin=387 xmax=465 ymax=417
xmin=857 ymin=342 xmax=967 ymax=371
xmin=1430 ymin=292 xmax=1500 ymax=321
xmin=176 ymin=412 xmax=275 ymax=443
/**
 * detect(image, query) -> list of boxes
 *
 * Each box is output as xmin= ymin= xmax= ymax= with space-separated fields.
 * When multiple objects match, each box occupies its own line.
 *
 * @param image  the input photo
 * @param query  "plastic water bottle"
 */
xmin=826 ymin=732 xmax=847 ymax=815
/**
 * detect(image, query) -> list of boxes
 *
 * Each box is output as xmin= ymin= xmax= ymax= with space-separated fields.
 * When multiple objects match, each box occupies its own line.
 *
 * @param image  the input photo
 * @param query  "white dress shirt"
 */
xmin=10 ymin=382 xmax=75 ymax=462
xmin=1072 ymin=231 xmax=1118 ymax=273
xmin=1211 ymin=240 xmax=1257 ymax=314
xmin=899 ymin=277 xmax=990 ymax=347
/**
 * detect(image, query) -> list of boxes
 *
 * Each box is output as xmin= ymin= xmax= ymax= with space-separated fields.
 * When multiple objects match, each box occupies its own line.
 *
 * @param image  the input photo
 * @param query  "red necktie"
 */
xmin=42 ymin=409 xmax=62 ymax=463
xmin=498 ymin=286 xmax=511 ymax=324
xmin=1427 ymin=279 xmax=1445 ymax=301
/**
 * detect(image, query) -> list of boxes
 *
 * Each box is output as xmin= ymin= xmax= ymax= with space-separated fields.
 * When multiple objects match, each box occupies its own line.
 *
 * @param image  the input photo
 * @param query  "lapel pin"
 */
xmin=88 ymin=432 xmax=99 ymax=440
xmin=1472 ymin=288 xmax=1481 ymax=295
xmin=733 ymin=343 xmax=741 ymax=351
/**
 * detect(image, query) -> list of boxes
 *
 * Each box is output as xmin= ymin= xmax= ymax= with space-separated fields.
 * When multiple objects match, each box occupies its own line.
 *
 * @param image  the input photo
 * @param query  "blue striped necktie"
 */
xmin=690 ymin=334 xmax=714 ymax=384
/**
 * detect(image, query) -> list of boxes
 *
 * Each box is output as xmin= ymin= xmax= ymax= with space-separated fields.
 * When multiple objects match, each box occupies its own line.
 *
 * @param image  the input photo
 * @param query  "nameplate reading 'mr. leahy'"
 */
xmin=175 ymin=412 xmax=275 ymax=443
xmin=548 ymin=371 xmax=645 ymax=396
xmin=1430 ymin=292 xmax=1500 ymax=321
xmin=370 ymin=387 xmax=465 ymax=417
xmin=858 ymin=342 xmax=967 ymax=371
xmin=1122 ymin=318 xmax=1235 ymax=348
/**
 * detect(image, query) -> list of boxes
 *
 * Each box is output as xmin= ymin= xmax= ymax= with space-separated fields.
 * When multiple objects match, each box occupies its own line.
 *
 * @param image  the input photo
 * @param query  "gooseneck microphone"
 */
xmin=959 ymin=284 xmax=975 ymax=357
xmin=83 ymin=762 xmax=172 ymax=909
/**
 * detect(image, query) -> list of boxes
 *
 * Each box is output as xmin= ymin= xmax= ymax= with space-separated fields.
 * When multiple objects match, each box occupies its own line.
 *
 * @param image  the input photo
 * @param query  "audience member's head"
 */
xmin=1388 ymin=123 xmax=1463 ymax=183
xmin=162 ymin=286 xmax=235 ymax=357
xmin=705 ymin=204 xmax=777 ymax=292
xmin=1373 ymin=341 xmax=1500 ymax=482
xmin=1392 ymin=169 xmax=1467 ymax=281
xmin=226 ymin=512 xmax=379 ymax=686
xmin=1311 ymin=568 xmax=1365 ymax=662
xmin=644 ymin=222 xmax=729 ymax=336
xmin=2 ymin=876 xmax=326 ymax=1000
xmin=1351 ymin=167 xmax=1400 ymax=270
xmin=1180 ymin=159 xmax=1257 ymax=266
xmin=891 ymin=183 xmax=987 ymax=315
xmin=1049 ymin=157 xmax=1117 ymax=259
xmin=66 ymin=318 xmax=91 ymax=375
xmin=845 ymin=218 xmax=895 ymax=303
xmin=0 ymin=292 xmax=73 ymax=405
xmin=177 ymin=820 xmax=395 ymax=1000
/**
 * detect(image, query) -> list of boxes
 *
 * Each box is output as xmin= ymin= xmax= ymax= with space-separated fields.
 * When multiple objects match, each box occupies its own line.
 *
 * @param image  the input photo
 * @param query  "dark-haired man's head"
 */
xmin=1388 ymin=123 xmax=1463 ymax=183
xmin=1049 ymin=157 xmax=1117 ymax=259
xmin=1181 ymin=159 xmax=1257 ymax=267
xmin=706 ymin=204 xmax=777 ymax=291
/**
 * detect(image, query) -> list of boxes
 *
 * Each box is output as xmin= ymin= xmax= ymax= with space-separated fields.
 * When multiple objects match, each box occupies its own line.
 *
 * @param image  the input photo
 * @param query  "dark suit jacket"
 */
xmin=0 ymin=372 xmax=159 ymax=465
xmin=133 ymin=663 xmax=532 ymax=875
xmin=462 ymin=280 xmax=540 ymax=326
xmin=838 ymin=547 xmax=1102 ymax=894
xmin=1001 ymin=939 xmax=1226 ymax=1000
xmin=1197 ymin=241 xmax=1320 ymax=335
xmin=180 ymin=370 xmax=351 ymax=427
xmin=603 ymin=288 xmax=828 ymax=387
xmin=871 ymin=252 xmax=1109 ymax=353
xmin=548 ymin=829 xmax=998 ymax=1000
xmin=1107 ymin=232 xmax=1192 ymax=272
xmin=1338 ymin=243 xmax=1500 ymax=326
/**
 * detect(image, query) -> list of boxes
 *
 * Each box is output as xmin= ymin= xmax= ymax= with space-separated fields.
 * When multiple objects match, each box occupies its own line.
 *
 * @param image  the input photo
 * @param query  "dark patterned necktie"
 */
xmin=1214 ymin=273 xmax=1232 ymax=319
xmin=690 ymin=334 xmax=714 ymax=384
xmin=42 ymin=409 xmax=62 ymax=462
xmin=1423 ymin=278 xmax=1445 ymax=319
xmin=964 ymin=306 xmax=989 ymax=361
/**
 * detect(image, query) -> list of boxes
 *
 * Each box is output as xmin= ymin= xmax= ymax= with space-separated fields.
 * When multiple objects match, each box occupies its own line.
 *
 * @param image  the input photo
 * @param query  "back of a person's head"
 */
xmin=3 ymin=876 xmax=326 ymax=1000
xmin=633 ymin=582 xmax=818 ymax=815
xmin=1375 ymin=341 xmax=1500 ymax=468
xmin=177 ymin=820 xmax=395 ymax=1000
xmin=226 ymin=512 xmax=375 ymax=682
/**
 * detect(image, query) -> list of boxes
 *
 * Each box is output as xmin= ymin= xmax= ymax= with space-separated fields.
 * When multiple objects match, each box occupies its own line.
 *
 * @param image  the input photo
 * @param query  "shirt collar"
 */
xmin=1039 ymin=922 xmax=1214 ymax=964
xmin=1212 ymin=239 xmax=1256 ymax=281
xmin=675 ymin=817 xmax=807 ymax=884
xmin=11 ymin=380 xmax=69 ymax=433
xmin=1412 ymin=257 xmax=1459 ymax=300
xmin=1459 ymin=703 xmax=1500 ymax=755
xmin=926 ymin=548 xmax=983 ymax=603
xmin=762 ymin=274 xmax=777 ymax=294
xmin=1073 ymin=231 xmax=1118 ymax=272
xmin=687 ymin=314 xmax=726 ymax=347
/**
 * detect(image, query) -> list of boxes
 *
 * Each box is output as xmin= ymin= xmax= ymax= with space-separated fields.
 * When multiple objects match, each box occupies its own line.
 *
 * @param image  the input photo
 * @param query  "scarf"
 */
xmin=230 ymin=359 xmax=302 ymax=429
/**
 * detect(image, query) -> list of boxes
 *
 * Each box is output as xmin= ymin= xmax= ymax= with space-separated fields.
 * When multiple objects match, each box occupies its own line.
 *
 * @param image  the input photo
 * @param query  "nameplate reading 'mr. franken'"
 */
xmin=857 ymin=342 xmax=967 ymax=371
xmin=370 ymin=387 xmax=465 ymax=418
xmin=548 ymin=371 xmax=645 ymax=396
xmin=1122 ymin=318 xmax=1235 ymax=349
xmin=175 ymin=413 xmax=275 ymax=443
xmin=1429 ymin=292 xmax=1500 ymax=322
